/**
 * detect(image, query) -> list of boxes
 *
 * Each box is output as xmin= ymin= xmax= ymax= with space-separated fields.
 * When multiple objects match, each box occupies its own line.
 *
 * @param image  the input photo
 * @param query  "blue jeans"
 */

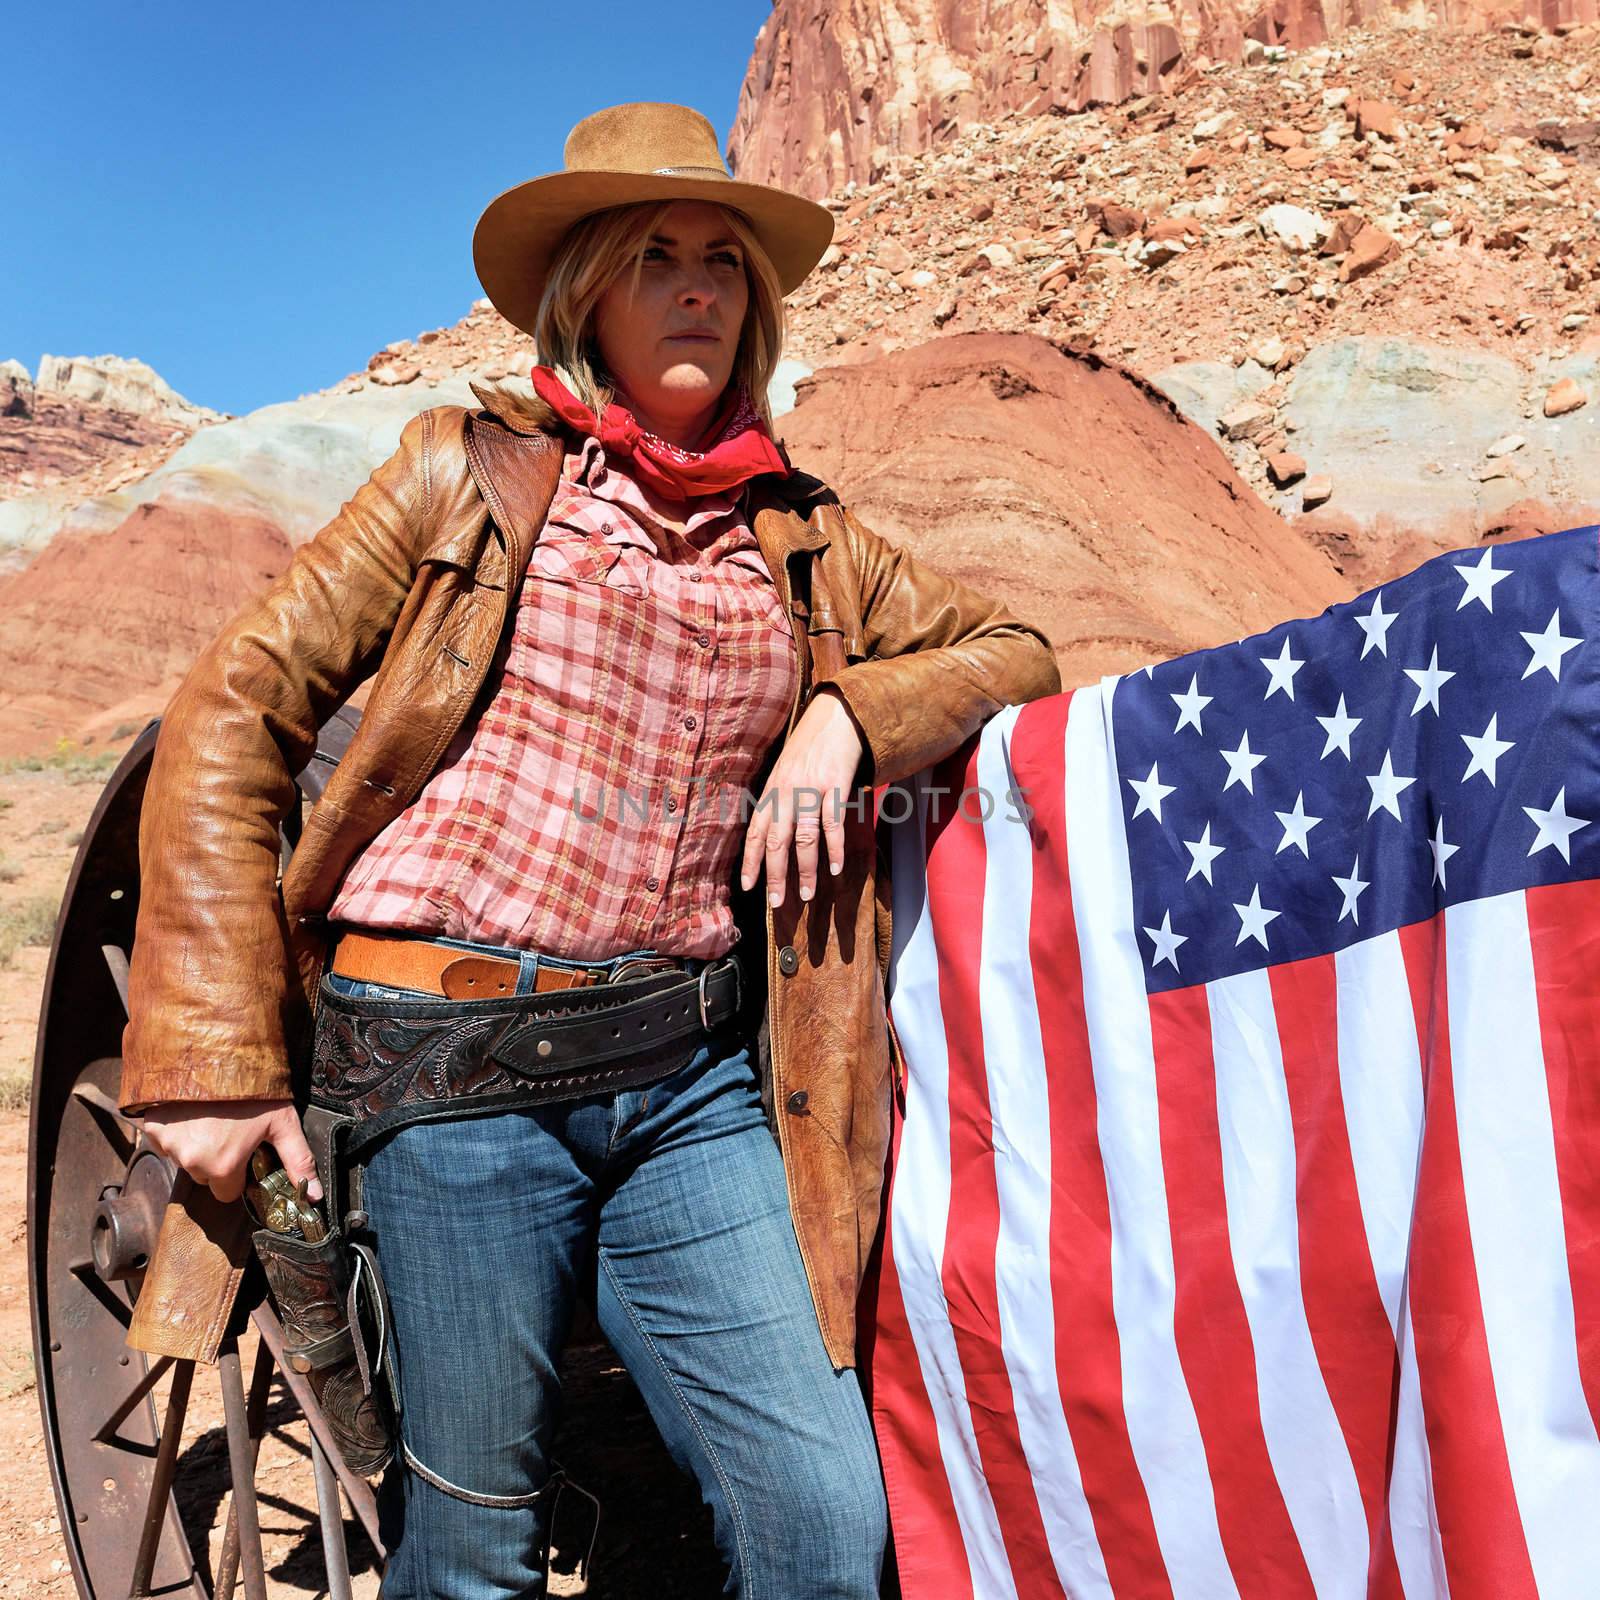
xmin=325 ymin=931 xmax=888 ymax=1598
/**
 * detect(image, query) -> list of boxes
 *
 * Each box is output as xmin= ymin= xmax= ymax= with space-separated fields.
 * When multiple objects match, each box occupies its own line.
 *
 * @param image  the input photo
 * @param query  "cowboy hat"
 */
xmin=472 ymin=101 xmax=836 ymax=340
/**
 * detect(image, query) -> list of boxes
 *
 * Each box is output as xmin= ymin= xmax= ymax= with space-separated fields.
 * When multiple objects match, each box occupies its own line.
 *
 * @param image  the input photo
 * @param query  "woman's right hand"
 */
xmin=136 ymin=1098 xmax=322 ymax=1206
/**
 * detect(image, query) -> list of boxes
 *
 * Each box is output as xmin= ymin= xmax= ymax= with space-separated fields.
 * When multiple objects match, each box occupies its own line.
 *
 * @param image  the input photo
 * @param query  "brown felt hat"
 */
xmin=472 ymin=101 xmax=836 ymax=340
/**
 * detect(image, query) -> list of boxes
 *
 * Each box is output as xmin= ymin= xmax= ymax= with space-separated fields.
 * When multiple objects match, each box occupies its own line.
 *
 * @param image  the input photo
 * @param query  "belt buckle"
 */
xmin=698 ymin=955 xmax=741 ymax=1031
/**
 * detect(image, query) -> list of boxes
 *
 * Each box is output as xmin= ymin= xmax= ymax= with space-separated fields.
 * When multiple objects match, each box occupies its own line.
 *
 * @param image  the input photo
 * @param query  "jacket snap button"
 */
xmin=786 ymin=1089 xmax=810 ymax=1115
xmin=777 ymin=945 xmax=799 ymax=975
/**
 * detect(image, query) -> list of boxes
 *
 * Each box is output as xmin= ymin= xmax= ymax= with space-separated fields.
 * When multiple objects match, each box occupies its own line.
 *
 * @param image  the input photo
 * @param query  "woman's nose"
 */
xmin=677 ymin=267 xmax=717 ymax=307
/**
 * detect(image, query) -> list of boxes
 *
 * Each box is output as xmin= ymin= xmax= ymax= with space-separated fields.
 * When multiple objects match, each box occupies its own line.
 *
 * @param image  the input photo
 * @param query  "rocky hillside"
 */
xmin=0 ymin=355 xmax=219 ymax=570
xmin=780 ymin=332 xmax=1348 ymax=682
xmin=726 ymin=0 xmax=1596 ymax=200
xmin=762 ymin=20 xmax=1600 ymax=540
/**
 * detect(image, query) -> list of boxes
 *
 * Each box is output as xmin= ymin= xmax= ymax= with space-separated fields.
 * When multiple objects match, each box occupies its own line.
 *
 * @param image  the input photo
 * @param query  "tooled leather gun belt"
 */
xmin=310 ymin=954 xmax=744 ymax=1153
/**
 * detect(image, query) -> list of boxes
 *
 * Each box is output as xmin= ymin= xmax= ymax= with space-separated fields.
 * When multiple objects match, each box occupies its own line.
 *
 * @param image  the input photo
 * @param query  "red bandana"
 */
xmin=528 ymin=363 xmax=790 ymax=501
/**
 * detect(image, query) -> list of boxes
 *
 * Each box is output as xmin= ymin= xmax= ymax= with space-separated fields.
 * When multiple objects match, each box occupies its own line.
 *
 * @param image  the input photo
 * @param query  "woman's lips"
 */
xmin=667 ymin=331 xmax=720 ymax=341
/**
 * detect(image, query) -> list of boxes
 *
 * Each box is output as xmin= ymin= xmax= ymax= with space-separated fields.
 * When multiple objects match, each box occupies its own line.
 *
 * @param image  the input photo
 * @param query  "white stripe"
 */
xmin=1335 ymin=932 xmax=1427 ymax=1334
xmin=886 ymin=773 xmax=1016 ymax=1599
xmin=1390 ymin=1297 xmax=1452 ymax=1600
xmin=1447 ymin=891 xmax=1600 ymax=1594
xmin=975 ymin=709 xmax=1113 ymax=1597
xmin=1334 ymin=931 xmax=1446 ymax=1599
xmin=1209 ymin=968 xmax=1370 ymax=1596
xmin=1065 ymin=682 xmax=1241 ymax=1600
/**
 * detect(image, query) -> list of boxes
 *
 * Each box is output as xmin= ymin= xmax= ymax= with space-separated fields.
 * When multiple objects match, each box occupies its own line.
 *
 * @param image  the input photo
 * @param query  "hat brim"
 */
xmin=472 ymin=170 xmax=836 ymax=340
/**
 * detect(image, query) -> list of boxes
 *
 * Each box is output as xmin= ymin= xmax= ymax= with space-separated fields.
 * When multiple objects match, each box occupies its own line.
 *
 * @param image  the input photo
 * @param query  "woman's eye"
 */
xmin=713 ymin=252 xmax=742 ymax=268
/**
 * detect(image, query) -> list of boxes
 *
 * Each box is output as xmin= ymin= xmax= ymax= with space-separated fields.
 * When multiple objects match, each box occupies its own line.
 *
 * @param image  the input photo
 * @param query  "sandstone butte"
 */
xmin=778 ymin=332 xmax=1347 ymax=682
xmin=727 ymin=0 xmax=1600 ymax=200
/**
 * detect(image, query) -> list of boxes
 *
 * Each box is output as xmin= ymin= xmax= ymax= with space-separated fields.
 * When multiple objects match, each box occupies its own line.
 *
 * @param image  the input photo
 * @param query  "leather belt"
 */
xmin=329 ymin=928 xmax=693 ymax=998
xmin=310 ymin=953 xmax=745 ymax=1148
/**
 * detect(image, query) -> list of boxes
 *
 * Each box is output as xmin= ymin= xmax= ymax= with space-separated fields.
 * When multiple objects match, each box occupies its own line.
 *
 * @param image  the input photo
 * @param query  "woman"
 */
xmin=119 ymin=101 xmax=1061 ymax=1596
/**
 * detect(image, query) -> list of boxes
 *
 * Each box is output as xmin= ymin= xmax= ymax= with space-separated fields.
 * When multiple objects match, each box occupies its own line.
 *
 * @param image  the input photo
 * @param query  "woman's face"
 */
xmin=592 ymin=200 xmax=750 ymax=434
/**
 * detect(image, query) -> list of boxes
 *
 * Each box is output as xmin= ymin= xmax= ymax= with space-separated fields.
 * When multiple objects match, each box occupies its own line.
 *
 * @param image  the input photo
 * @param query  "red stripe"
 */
xmin=865 ymin=1062 xmax=976 ymax=1599
xmin=924 ymin=738 xmax=1068 ymax=1597
xmin=1011 ymin=695 xmax=1173 ymax=1597
xmin=1267 ymin=956 xmax=1404 ymax=1600
xmin=1396 ymin=917 xmax=1538 ymax=1599
xmin=1149 ymin=983 xmax=1317 ymax=1598
xmin=1524 ymin=878 xmax=1600 ymax=1439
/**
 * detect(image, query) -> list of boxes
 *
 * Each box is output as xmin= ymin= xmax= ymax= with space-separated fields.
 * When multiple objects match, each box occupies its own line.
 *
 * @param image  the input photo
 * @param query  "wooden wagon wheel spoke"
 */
xmin=102 ymin=941 xmax=130 ymax=1013
xmin=66 ymin=1257 xmax=134 ymax=1327
xmin=70 ymin=1073 xmax=136 ymax=1164
xmin=127 ymin=1358 xmax=195 ymax=1599
xmin=91 ymin=1352 xmax=173 ymax=1445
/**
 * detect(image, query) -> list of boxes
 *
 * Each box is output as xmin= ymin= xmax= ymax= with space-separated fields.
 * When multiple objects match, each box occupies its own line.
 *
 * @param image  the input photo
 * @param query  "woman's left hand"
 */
xmin=740 ymin=687 xmax=867 ymax=908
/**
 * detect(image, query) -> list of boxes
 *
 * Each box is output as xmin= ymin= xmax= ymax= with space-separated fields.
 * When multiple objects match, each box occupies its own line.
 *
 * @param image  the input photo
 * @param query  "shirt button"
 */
xmin=777 ymin=945 xmax=799 ymax=975
xmin=666 ymin=796 xmax=678 ymax=813
xmin=646 ymin=876 xmax=659 ymax=892
xmin=601 ymin=521 xmax=613 ymax=534
xmin=684 ymin=714 xmax=697 ymax=730
xmin=690 ymin=572 xmax=703 ymax=583
xmin=786 ymin=1089 xmax=810 ymax=1115
xmin=696 ymin=634 xmax=710 ymax=648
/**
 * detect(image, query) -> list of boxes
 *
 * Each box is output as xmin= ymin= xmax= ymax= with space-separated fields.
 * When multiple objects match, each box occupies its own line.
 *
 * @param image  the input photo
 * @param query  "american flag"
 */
xmin=862 ymin=524 xmax=1600 ymax=1600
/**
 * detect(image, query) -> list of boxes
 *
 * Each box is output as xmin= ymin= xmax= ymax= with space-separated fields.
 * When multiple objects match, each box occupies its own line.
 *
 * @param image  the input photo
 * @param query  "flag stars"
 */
xmin=1331 ymin=857 xmax=1369 ymax=925
xmin=1170 ymin=673 xmax=1212 ymax=734
xmin=1183 ymin=822 xmax=1225 ymax=884
xmin=1454 ymin=548 xmax=1511 ymax=612
xmin=1355 ymin=591 xmax=1398 ymax=658
xmin=1403 ymin=645 xmax=1456 ymax=716
xmin=1232 ymin=884 xmax=1282 ymax=949
xmin=1274 ymin=791 xmax=1324 ymax=858
xmin=1428 ymin=814 xmax=1460 ymax=889
xmin=1366 ymin=751 xmax=1417 ymax=821
xmin=1127 ymin=763 xmax=1176 ymax=822
xmin=1260 ymin=637 xmax=1305 ymax=701
xmin=1316 ymin=694 xmax=1362 ymax=760
xmin=1523 ymin=787 xmax=1590 ymax=863
xmin=1220 ymin=730 xmax=1267 ymax=793
xmin=1461 ymin=714 xmax=1515 ymax=786
xmin=1143 ymin=911 xmax=1188 ymax=971
xmin=1521 ymin=610 xmax=1583 ymax=682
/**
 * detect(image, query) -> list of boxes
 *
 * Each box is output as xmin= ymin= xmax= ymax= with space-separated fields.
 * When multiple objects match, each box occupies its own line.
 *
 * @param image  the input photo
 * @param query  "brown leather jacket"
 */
xmin=118 ymin=380 xmax=1061 ymax=1370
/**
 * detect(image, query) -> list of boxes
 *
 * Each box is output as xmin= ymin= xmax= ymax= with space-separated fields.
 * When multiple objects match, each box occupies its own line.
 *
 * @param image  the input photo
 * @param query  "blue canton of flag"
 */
xmin=1112 ymin=525 xmax=1600 ymax=992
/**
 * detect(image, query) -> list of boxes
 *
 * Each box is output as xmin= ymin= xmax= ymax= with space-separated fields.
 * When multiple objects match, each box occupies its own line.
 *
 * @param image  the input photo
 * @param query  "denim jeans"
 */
xmin=326 ymin=930 xmax=888 ymax=1598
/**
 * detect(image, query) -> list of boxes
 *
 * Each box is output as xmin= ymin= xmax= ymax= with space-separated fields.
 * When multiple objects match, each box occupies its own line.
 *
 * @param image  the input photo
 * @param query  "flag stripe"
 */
xmin=974 ymin=709 xmax=1115 ymax=1596
xmin=1524 ymin=876 xmax=1600 ymax=1440
xmin=1149 ymin=983 xmax=1317 ymax=1598
xmin=1396 ymin=917 xmax=1538 ymax=1600
xmin=1010 ymin=694 xmax=1173 ymax=1598
xmin=1444 ymin=892 xmax=1600 ymax=1595
xmin=1269 ymin=955 xmax=1405 ymax=1600
xmin=929 ymin=740 xmax=1070 ymax=1596
xmin=1333 ymin=931 xmax=1447 ymax=1598
xmin=885 ymin=769 xmax=1011 ymax=1596
xmin=1063 ymin=684 xmax=1241 ymax=1600
xmin=866 ymin=1038 xmax=976 ymax=1600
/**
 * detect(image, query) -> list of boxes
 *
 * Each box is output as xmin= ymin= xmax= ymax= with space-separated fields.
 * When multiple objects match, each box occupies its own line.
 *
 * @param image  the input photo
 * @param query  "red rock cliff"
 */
xmin=726 ymin=0 xmax=1589 ymax=198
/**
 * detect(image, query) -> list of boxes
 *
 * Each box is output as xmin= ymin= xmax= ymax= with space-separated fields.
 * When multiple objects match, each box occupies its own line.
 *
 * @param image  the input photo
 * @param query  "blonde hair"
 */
xmin=533 ymin=199 xmax=786 ymax=425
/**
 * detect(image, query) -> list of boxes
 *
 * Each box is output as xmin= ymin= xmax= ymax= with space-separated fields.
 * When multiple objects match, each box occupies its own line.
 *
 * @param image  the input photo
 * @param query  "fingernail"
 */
xmin=308 ymin=1179 xmax=323 ymax=1202
xmin=800 ymin=886 xmax=813 ymax=901
xmin=768 ymin=891 xmax=782 ymax=906
xmin=831 ymin=861 xmax=842 ymax=874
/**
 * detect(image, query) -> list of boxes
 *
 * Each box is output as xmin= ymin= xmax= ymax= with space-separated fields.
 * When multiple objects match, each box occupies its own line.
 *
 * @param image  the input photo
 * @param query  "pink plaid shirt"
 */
xmin=327 ymin=431 xmax=800 ymax=959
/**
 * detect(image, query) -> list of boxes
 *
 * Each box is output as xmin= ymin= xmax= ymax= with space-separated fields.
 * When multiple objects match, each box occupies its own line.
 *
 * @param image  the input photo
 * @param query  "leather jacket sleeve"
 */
xmin=118 ymin=409 xmax=439 ymax=1114
xmin=816 ymin=503 xmax=1063 ymax=787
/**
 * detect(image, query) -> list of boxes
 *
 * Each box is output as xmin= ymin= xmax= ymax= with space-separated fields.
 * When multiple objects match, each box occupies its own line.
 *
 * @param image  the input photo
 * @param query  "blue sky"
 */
xmin=5 ymin=3 xmax=772 ymax=417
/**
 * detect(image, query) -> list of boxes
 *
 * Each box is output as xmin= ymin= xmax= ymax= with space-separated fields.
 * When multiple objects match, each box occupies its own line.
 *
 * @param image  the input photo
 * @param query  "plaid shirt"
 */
xmin=327 ymin=432 xmax=799 ymax=958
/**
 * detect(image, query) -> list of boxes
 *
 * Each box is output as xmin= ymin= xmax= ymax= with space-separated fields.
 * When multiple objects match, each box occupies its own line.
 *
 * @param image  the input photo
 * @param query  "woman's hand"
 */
xmin=740 ymin=687 xmax=868 ymax=908
xmin=137 ymin=1098 xmax=322 ymax=1206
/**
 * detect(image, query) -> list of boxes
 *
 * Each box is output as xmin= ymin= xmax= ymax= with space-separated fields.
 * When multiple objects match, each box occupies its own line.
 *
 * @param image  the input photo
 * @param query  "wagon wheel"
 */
xmin=29 ymin=708 xmax=378 ymax=1599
